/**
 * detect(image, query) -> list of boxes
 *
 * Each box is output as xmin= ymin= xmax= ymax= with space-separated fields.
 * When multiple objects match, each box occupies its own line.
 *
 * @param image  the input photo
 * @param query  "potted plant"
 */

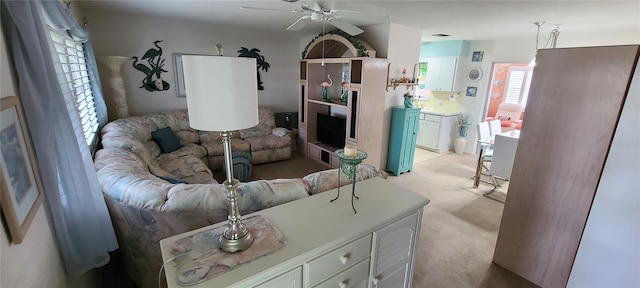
xmin=455 ymin=113 xmax=471 ymax=154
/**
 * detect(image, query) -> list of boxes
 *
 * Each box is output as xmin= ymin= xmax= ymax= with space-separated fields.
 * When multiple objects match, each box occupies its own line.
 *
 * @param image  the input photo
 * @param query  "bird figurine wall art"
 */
xmin=133 ymin=40 xmax=169 ymax=92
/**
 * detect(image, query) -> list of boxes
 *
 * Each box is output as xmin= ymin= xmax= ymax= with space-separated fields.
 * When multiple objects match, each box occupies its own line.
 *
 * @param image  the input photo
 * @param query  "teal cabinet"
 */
xmin=387 ymin=107 xmax=421 ymax=176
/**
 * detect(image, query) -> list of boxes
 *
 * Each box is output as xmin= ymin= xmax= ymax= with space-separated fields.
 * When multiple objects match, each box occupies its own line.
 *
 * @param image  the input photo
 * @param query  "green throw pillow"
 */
xmin=151 ymin=127 xmax=183 ymax=153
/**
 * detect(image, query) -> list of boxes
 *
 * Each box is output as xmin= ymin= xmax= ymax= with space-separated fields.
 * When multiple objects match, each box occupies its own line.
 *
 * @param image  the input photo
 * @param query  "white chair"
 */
xmin=474 ymin=122 xmax=498 ymax=188
xmin=490 ymin=134 xmax=519 ymax=180
xmin=477 ymin=121 xmax=493 ymax=158
xmin=488 ymin=119 xmax=502 ymax=137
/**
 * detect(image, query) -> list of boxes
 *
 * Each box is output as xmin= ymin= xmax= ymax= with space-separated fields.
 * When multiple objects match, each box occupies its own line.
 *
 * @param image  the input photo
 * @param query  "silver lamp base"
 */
xmin=219 ymin=131 xmax=254 ymax=253
xmin=219 ymin=226 xmax=253 ymax=253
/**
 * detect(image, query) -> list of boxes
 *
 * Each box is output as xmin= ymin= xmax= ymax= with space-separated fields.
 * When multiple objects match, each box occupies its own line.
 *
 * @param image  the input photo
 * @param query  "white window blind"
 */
xmin=504 ymin=66 xmax=534 ymax=107
xmin=48 ymin=29 xmax=99 ymax=149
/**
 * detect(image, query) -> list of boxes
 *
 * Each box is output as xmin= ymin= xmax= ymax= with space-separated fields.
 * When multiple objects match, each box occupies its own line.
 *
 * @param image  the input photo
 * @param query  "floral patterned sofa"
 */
xmin=93 ymin=109 xmax=387 ymax=288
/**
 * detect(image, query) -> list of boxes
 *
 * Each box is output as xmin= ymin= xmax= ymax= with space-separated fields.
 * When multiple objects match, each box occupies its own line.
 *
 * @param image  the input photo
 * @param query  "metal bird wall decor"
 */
xmin=133 ymin=40 xmax=170 ymax=92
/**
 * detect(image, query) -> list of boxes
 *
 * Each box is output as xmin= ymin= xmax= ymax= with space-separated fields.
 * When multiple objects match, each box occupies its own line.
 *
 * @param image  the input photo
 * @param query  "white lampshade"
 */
xmin=183 ymin=56 xmax=259 ymax=131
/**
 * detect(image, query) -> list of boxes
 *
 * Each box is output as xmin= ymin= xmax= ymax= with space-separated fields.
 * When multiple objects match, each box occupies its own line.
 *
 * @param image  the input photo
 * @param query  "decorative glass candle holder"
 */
xmin=332 ymin=149 xmax=368 ymax=213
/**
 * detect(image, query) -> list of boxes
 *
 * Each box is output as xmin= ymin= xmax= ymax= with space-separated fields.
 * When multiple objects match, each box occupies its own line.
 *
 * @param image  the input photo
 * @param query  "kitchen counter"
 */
xmin=420 ymin=109 xmax=461 ymax=117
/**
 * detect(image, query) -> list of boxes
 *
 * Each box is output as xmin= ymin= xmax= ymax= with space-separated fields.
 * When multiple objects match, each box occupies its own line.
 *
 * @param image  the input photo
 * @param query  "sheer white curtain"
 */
xmin=1 ymin=0 xmax=117 ymax=274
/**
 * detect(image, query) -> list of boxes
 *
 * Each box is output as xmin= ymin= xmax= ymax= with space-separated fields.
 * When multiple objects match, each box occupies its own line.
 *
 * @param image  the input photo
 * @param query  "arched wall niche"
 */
xmin=303 ymin=34 xmax=377 ymax=59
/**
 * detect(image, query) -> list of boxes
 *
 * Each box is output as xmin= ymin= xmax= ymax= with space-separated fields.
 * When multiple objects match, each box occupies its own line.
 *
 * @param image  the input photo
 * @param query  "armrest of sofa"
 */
xmin=303 ymin=164 xmax=388 ymax=195
xmin=163 ymin=178 xmax=309 ymax=215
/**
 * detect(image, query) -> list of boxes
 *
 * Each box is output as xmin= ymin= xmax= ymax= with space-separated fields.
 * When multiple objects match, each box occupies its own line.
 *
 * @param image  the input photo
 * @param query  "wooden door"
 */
xmin=493 ymin=45 xmax=640 ymax=287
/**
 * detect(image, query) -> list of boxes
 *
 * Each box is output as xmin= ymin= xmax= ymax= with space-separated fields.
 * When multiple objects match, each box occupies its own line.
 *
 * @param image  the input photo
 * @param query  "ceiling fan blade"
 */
xmin=302 ymin=1 xmax=323 ymax=13
xmin=326 ymin=18 xmax=364 ymax=36
xmin=334 ymin=9 xmax=389 ymax=23
xmin=240 ymin=6 xmax=302 ymax=13
xmin=287 ymin=15 xmax=312 ymax=31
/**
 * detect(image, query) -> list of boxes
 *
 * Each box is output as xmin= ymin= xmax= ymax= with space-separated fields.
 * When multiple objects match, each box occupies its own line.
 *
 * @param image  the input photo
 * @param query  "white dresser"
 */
xmin=160 ymin=177 xmax=430 ymax=288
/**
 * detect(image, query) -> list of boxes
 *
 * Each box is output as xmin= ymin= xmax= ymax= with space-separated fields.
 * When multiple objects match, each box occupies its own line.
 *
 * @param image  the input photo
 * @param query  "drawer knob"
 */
xmin=339 ymin=281 xmax=348 ymax=288
xmin=372 ymin=277 xmax=380 ymax=286
xmin=340 ymin=254 xmax=349 ymax=264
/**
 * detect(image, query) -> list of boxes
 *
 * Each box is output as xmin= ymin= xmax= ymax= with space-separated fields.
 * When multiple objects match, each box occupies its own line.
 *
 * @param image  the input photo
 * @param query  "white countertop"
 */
xmin=420 ymin=109 xmax=461 ymax=116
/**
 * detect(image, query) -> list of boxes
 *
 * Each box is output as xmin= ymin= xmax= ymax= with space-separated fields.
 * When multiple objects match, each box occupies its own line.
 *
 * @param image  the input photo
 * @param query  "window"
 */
xmin=48 ymin=29 xmax=99 ymax=150
xmin=504 ymin=66 xmax=534 ymax=107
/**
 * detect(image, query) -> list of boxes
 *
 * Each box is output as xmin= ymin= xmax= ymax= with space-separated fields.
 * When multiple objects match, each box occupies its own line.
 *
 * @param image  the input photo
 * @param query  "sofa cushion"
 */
xmin=201 ymin=138 xmax=251 ymax=156
xmin=157 ymin=175 xmax=188 ymax=184
xmin=239 ymin=123 xmax=272 ymax=138
xmin=251 ymin=147 xmax=291 ymax=165
xmin=235 ymin=179 xmax=309 ymax=215
xmin=244 ymin=134 xmax=291 ymax=151
xmin=175 ymin=130 xmax=200 ymax=145
xmin=100 ymin=131 xmax=154 ymax=165
xmin=198 ymin=130 xmax=241 ymax=143
xmin=156 ymin=147 xmax=212 ymax=182
xmin=152 ymin=127 xmax=183 ymax=153
xmin=239 ymin=107 xmax=276 ymax=138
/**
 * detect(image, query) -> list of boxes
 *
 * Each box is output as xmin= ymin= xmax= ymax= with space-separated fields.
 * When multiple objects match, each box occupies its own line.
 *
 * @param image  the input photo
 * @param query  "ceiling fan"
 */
xmin=241 ymin=1 xmax=388 ymax=36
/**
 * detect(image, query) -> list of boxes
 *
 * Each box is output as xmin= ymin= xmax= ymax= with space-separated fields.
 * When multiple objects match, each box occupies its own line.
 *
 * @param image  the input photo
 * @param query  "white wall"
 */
xmin=358 ymin=23 xmax=421 ymax=170
xmin=381 ymin=24 xmax=422 ymax=170
xmin=84 ymin=10 xmax=301 ymax=118
xmin=567 ymin=59 xmax=640 ymax=288
xmin=1 ymin=22 xmax=68 ymax=288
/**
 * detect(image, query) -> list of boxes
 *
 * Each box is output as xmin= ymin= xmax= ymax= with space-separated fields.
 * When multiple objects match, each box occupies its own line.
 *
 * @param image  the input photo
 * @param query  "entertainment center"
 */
xmin=297 ymin=35 xmax=388 ymax=170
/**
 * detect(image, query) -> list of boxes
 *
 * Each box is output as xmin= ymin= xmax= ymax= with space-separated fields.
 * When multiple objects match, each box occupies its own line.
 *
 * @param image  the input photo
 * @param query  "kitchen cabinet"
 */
xmin=387 ymin=107 xmax=421 ymax=175
xmin=160 ymin=178 xmax=429 ymax=288
xmin=416 ymin=112 xmax=458 ymax=153
xmin=370 ymin=212 xmax=420 ymax=288
xmin=424 ymin=57 xmax=458 ymax=91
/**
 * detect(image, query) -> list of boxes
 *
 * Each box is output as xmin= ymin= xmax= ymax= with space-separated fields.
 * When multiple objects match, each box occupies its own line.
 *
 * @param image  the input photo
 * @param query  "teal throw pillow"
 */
xmin=151 ymin=127 xmax=183 ymax=153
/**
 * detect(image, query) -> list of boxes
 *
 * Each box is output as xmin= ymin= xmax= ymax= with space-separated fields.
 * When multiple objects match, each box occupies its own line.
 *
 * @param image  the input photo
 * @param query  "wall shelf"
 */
xmin=308 ymin=99 xmax=347 ymax=109
xmin=386 ymin=63 xmax=419 ymax=92
xmin=388 ymin=82 xmax=418 ymax=91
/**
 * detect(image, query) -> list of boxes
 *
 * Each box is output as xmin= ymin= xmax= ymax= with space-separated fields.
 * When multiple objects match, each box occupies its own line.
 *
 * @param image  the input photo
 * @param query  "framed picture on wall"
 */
xmin=173 ymin=53 xmax=213 ymax=97
xmin=472 ymin=51 xmax=484 ymax=62
xmin=466 ymin=86 xmax=478 ymax=97
xmin=0 ymin=96 xmax=44 ymax=244
xmin=172 ymin=53 xmax=187 ymax=97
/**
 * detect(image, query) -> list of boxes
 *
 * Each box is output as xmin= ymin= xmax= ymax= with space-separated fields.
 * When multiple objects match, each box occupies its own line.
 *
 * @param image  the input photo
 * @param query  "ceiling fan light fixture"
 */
xmin=248 ymin=1 xmax=375 ymax=36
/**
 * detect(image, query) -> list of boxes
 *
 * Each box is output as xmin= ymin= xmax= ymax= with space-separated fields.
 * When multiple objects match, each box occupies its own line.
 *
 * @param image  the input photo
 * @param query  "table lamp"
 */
xmin=182 ymin=54 xmax=258 ymax=253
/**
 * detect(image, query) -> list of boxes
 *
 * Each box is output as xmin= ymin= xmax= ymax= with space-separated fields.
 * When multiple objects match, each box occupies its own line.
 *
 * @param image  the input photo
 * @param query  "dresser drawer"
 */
xmin=311 ymin=258 xmax=370 ymax=288
xmin=307 ymin=234 xmax=372 ymax=286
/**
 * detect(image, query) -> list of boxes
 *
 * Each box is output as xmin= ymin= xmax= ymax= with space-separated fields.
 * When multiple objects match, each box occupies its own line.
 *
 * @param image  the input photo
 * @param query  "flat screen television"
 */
xmin=316 ymin=113 xmax=346 ymax=149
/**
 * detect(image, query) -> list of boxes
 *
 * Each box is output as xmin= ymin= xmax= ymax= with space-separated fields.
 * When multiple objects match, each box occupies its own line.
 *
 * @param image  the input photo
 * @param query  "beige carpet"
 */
xmin=249 ymin=149 xmax=537 ymax=288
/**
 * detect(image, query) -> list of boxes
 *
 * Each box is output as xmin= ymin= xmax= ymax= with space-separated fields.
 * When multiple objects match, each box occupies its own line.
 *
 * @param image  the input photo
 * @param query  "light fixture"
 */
xmin=321 ymin=16 xmax=326 ymax=66
xmin=529 ymin=21 xmax=545 ymax=66
xmin=182 ymin=47 xmax=258 ymax=253
xmin=529 ymin=21 xmax=561 ymax=66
